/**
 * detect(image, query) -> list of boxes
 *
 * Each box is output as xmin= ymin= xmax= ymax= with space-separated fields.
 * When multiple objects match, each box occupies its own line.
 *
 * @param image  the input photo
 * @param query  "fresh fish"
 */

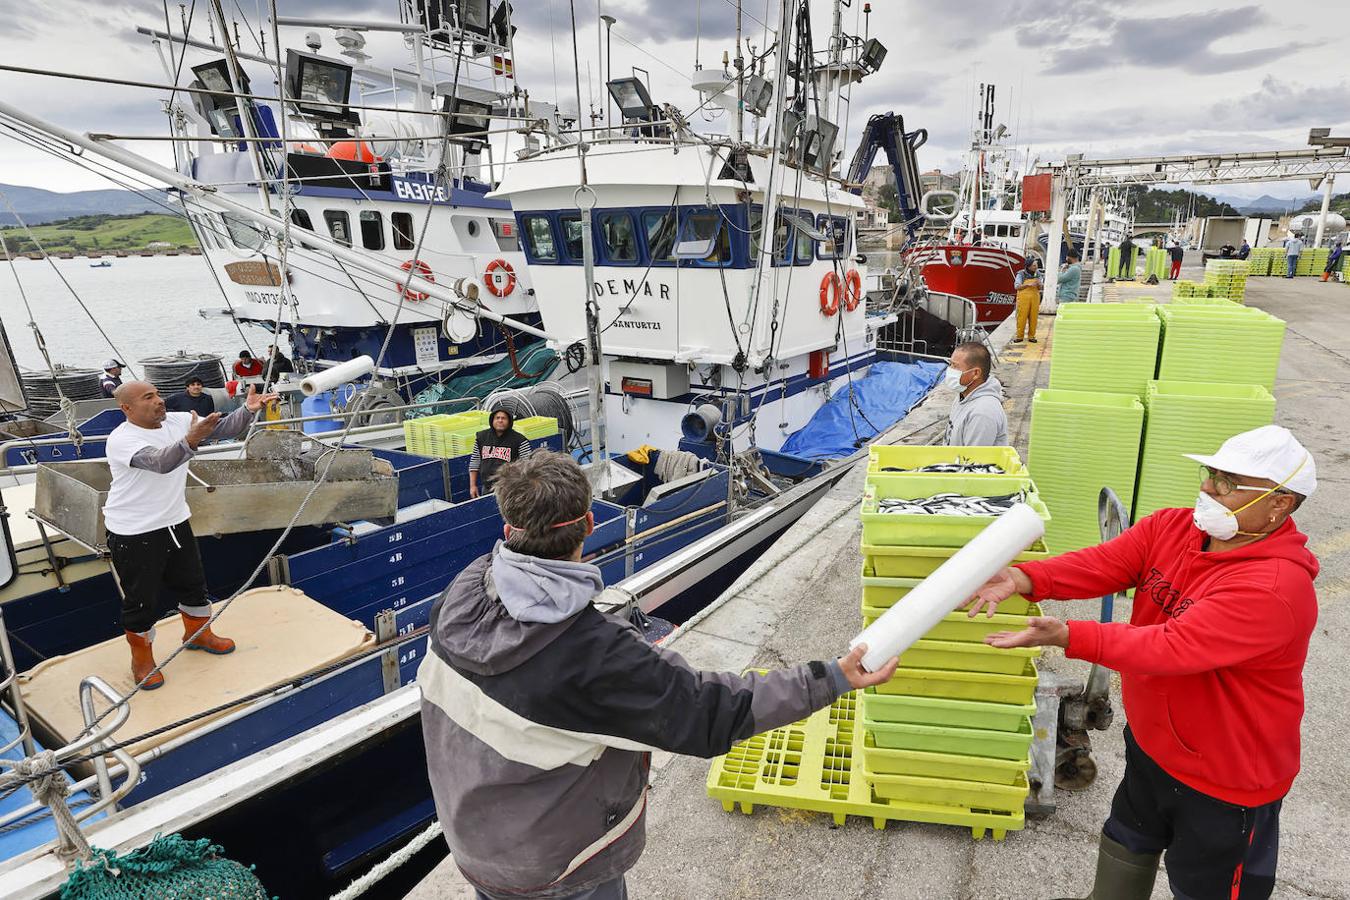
xmin=876 ymin=491 xmax=1026 ymax=516
xmin=879 ymin=456 xmax=1006 ymax=475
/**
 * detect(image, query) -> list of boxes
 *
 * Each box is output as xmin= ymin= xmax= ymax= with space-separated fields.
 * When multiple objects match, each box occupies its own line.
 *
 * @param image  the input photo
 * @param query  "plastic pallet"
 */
xmin=706 ymin=692 xmax=1023 ymax=839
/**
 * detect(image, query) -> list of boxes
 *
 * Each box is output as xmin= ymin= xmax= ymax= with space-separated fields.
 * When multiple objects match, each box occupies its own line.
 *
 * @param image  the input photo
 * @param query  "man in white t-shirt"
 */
xmin=105 ymin=379 xmax=277 ymax=690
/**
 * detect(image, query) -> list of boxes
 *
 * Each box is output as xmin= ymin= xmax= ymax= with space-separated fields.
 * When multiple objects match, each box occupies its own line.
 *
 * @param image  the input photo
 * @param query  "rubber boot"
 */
xmin=1053 ymin=833 xmax=1160 ymax=900
xmin=180 ymin=613 xmax=235 ymax=655
xmin=125 ymin=630 xmax=165 ymax=690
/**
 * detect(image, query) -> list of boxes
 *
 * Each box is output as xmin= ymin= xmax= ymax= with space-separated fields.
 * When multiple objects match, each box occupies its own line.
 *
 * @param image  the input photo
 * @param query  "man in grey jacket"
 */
xmin=418 ymin=452 xmax=898 ymax=899
xmin=943 ymin=341 xmax=1008 ymax=446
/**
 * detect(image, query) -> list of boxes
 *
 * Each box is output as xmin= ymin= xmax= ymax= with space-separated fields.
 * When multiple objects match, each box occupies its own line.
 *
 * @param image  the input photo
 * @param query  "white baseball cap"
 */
xmin=1183 ymin=425 xmax=1317 ymax=497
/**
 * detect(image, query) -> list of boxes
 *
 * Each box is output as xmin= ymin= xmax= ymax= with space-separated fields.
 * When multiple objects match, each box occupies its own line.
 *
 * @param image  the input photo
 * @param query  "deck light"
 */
xmin=859 ymin=38 xmax=887 ymax=74
xmin=607 ymin=77 xmax=655 ymax=122
xmin=285 ymin=50 xmax=358 ymax=124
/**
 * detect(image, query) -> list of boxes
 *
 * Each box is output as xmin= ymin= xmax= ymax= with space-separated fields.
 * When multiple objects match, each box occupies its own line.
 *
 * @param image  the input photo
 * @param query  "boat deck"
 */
xmin=410 ymin=265 xmax=1350 ymax=899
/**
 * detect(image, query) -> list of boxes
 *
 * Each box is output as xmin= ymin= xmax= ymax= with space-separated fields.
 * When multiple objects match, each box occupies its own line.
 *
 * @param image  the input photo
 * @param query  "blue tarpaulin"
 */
xmin=778 ymin=360 xmax=946 ymax=460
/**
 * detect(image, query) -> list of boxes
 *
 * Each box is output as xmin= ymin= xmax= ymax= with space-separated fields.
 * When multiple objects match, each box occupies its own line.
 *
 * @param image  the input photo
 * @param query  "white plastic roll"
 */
xmin=851 ymin=502 xmax=1046 ymax=672
xmin=300 ymin=355 xmax=376 ymax=397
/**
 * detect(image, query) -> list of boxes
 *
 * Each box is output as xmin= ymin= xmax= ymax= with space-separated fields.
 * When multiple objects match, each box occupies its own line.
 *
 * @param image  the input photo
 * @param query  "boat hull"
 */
xmin=905 ymin=244 xmax=1024 ymax=325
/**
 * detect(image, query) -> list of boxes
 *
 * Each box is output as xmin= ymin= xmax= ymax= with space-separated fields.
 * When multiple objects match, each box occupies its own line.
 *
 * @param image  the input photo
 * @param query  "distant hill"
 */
xmin=0 ymin=213 xmax=196 ymax=254
xmin=0 ymin=183 xmax=171 ymax=226
xmin=1198 ymin=190 xmax=1316 ymax=215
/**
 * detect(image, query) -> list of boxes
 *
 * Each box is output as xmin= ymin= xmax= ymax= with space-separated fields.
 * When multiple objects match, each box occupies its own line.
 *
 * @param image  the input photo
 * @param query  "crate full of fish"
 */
xmin=859 ymin=475 xmax=1050 ymax=548
xmin=866 ymin=445 xmax=1027 ymax=479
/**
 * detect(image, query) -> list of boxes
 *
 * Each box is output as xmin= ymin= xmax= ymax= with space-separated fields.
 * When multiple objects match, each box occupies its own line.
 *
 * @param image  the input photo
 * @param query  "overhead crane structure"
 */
xmin=1032 ymin=131 xmax=1350 ymax=305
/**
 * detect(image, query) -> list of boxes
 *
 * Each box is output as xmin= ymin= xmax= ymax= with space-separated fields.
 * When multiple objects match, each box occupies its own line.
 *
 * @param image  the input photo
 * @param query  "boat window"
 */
xmin=748 ymin=205 xmax=763 ymax=260
xmin=793 ymin=212 xmax=815 ymax=264
xmin=290 ymin=209 xmax=314 ymax=231
xmin=772 ymin=212 xmax=792 ymax=265
xmin=597 ymin=211 xmax=638 ymax=263
xmin=391 ymin=212 xmax=416 ymax=251
xmin=676 ymin=210 xmax=729 ymax=264
xmin=323 ymin=210 xmax=352 ymax=248
xmin=559 ymin=214 xmax=584 ymax=262
xmin=521 ymin=214 xmax=557 ymax=263
xmin=984 ymin=224 xmax=998 ymax=237
xmin=817 ymin=215 xmax=849 ymax=260
xmin=359 ymin=210 xmax=385 ymax=250
xmin=222 ymin=213 xmax=266 ymax=252
xmin=1008 ymin=225 xmax=1021 ymax=238
xmin=642 ymin=209 xmax=678 ymax=264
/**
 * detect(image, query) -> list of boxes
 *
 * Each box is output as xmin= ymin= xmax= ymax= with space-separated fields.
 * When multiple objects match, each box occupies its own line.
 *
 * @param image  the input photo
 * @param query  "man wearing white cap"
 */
xmin=100 ymin=359 xmax=124 ymax=398
xmin=969 ymin=425 xmax=1319 ymax=900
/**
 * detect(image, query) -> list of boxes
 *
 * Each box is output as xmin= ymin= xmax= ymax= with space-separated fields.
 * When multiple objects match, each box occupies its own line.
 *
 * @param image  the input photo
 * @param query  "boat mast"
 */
xmin=206 ymin=0 xmax=274 ymax=215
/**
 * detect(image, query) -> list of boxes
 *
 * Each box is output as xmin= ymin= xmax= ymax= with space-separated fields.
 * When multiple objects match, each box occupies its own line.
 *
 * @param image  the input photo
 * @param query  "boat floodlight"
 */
xmin=607 ymin=77 xmax=655 ymax=122
xmin=859 ymin=37 xmax=887 ymax=74
xmin=190 ymin=59 xmax=249 ymax=108
xmin=442 ymin=95 xmax=493 ymax=145
xmin=743 ymin=74 xmax=773 ymax=118
xmin=285 ymin=49 xmax=359 ymax=125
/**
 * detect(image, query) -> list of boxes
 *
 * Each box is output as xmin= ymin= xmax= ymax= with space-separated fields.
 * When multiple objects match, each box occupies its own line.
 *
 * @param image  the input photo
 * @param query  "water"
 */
xmin=0 ymin=256 xmax=266 ymax=374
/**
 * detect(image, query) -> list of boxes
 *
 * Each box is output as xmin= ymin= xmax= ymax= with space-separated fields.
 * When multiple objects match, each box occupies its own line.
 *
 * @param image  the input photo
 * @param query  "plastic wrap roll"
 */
xmin=850 ymin=503 xmax=1046 ymax=672
xmin=300 ymin=355 xmax=375 ymax=397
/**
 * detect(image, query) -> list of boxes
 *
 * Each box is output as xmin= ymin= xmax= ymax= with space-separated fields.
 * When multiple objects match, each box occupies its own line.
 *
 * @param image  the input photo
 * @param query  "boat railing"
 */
xmin=0 ymin=606 xmax=35 ymax=760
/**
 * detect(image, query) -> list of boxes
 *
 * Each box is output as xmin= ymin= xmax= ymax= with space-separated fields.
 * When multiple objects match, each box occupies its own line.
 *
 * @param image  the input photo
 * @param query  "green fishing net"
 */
xmin=60 ymin=833 xmax=272 ymax=900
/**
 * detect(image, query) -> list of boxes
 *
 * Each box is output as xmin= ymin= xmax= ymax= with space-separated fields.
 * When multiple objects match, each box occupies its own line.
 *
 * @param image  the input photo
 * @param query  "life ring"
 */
xmin=819 ymin=271 xmax=841 ymax=317
xmin=399 ymin=259 xmax=434 ymax=301
xmin=843 ymin=269 xmax=863 ymax=312
xmin=484 ymin=258 xmax=517 ymax=297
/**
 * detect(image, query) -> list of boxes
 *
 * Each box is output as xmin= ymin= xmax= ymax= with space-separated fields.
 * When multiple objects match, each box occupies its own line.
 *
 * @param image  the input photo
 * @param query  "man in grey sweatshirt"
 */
xmin=943 ymin=341 xmax=1009 ymax=446
xmin=419 ymin=452 xmax=899 ymax=899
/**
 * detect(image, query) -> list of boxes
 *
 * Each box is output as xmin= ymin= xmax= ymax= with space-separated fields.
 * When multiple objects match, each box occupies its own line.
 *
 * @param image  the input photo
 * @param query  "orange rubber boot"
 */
xmin=180 ymin=613 xmax=235 ymax=655
xmin=125 ymin=630 xmax=165 ymax=690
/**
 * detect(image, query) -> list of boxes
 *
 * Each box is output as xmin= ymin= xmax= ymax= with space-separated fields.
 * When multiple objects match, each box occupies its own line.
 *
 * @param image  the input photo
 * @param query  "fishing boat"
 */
xmin=0 ymin=1 xmax=944 ymax=895
xmin=87 ymin=260 xmax=112 ymax=268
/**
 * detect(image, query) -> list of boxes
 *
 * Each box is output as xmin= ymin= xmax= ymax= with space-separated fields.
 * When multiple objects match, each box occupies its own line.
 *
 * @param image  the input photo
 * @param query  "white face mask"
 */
xmin=1193 ymin=491 xmax=1240 ymax=540
xmin=944 ymin=366 xmax=966 ymax=390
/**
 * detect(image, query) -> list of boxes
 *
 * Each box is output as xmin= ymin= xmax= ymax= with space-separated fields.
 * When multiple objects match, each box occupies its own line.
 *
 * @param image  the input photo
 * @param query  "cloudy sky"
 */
xmin=0 ymin=0 xmax=1345 ymax=201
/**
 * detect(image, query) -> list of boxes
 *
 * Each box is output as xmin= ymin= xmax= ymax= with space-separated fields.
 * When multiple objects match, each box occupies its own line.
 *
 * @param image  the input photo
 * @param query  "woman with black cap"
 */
xmin=468 ymin=408 xmax=534 ymax=498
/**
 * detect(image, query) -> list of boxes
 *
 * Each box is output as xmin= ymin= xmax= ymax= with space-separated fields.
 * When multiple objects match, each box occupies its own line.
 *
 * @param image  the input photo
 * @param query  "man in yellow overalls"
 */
xmin=1013 ymin=258 xmax=1042 ymax=343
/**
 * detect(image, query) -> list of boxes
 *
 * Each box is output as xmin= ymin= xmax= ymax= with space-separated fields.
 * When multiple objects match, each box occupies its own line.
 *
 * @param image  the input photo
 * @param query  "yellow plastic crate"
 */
xmin=861 ymin=743 xmax=1029 ymax=785
xmin=866 ymin=771 xmax=1029 ymax=814
xmin=899 ymin=639 xmax=1040 ymax=675
xmin=862 ymin=541 xmax=1050 ymax=578
xmin=866 ymin=445 xmax=1027 ymax=478
xmin=874 ymin=660 xmax=1039 ymax=706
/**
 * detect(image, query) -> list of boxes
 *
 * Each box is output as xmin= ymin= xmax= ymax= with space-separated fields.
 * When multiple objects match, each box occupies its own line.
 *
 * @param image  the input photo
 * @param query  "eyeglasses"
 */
xmin=1199 ymin=465 xmax=1283 ymax=497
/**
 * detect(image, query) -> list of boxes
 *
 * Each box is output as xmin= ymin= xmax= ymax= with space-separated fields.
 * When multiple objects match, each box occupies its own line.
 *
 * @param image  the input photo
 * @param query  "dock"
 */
xmin=410 ymin=267 xmax=1350 ymax=899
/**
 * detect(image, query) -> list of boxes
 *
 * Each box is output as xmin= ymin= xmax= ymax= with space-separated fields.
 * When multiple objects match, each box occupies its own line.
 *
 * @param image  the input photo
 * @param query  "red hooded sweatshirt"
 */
xmin=1017 ymin=507 xmax=1319 ymax=807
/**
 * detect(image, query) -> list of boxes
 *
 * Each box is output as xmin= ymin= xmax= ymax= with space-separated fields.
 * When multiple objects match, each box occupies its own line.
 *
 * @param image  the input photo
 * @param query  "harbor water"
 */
xmin=0 ymin=255 xmax=264 ymax=373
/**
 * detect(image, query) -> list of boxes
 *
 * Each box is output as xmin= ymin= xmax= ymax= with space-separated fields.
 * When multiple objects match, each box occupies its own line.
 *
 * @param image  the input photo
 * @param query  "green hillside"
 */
xmin=0 ymin=213 xmax=197 ymax=255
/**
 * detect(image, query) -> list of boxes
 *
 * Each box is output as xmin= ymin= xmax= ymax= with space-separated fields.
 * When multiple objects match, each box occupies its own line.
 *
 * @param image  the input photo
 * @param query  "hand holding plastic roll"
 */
xmin=300 ymin=355 xmax=376 ymax=397
xmin=850 ymin=502 xmax=1046 ymax=672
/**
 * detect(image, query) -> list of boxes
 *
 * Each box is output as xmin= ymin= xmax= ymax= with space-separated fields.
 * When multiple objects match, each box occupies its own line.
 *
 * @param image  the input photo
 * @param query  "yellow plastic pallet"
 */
xmin=706 ymin=691 xmax=1024 ymax=840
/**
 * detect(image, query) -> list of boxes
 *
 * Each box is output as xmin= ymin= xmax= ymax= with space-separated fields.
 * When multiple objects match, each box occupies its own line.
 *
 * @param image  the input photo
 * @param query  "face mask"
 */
xmin=1192 ymin=491 xmax=1240 ymax=540
xmin=944 ymin=367 xmax=966 ymax=390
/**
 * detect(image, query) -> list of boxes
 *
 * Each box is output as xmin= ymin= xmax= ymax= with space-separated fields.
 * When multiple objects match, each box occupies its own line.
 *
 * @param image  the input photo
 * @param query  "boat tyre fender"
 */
xmin=484 ymin=258 xmax=517 ymax=297
xmin=399 ymin=259 xmax=434 ymax=301
xmin=844 ymin=269 xmax=863 ymax=311
xmin=819 ymin=271 xmax=841 ymax=317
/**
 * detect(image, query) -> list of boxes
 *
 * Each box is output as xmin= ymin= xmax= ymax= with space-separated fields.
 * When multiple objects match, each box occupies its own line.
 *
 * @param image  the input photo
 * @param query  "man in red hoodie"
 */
xmin=969 ymin=425 xmax=1318 ymax=900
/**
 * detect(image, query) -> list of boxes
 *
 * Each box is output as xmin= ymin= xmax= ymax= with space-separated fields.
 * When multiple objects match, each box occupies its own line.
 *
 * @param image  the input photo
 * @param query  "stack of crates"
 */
xmin=402 ymin=411 xmax=560 ymax=459
xmin=858 ymin=445 xmax=1050 ymax=836
xmin=1172 ymin=296 xmax=1242 ymax=309
xmin=1203 ymin=259 xmax=1248 ymax=301
xmin=1172 ymin=279 xmax=1208 ymax=299
xmin=1133 ymin=381 xmax=1276 ymax=518
xmin=1248 ymin=247 xmax=1280 ymax=276
xmin=1143 ymin=247 xmax=1169 ymax=281
xmin=1156 ymin=306 xmax=1286 ymax=391
xmin=1048 ymin=304 xmax=1161 ymax=397
xmin=1027 ymin=390 xmax=1145 ymax=554
xmin=1109 ymin=245 xmax=1139 ymax=280
xmin=1297 ymin=247 xmax=1329 ymax=276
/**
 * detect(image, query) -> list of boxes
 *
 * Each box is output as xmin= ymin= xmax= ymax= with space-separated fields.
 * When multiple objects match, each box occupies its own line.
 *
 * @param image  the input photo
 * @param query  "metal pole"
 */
xmin=0 ymin=97 xmax=555 ymax=342
xmin=1315 ymin=174 xmax=1335 ymax=247
xmin=1043 ymin=172 xmax=1067 ymax=306
xmin=206 ymin=0 xmax=275 ymax=215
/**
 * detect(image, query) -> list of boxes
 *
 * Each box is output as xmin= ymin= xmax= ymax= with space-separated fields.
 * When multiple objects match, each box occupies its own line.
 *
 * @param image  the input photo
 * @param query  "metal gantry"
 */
xmin=1037 ymin=146 xmax=1350 ymax=188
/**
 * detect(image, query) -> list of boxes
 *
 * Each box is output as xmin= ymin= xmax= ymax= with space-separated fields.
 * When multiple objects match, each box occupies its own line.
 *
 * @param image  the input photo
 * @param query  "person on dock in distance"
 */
xmin=943 ymin=341 xmax=1007 ymax=447
xmin=968 ymin=426 xmax=1319 ymax=900
xmin=1057 ymin=251 xmax=1082 ymax=303
xmin=468 ymin=408 xmax=533 ymax=499
xmin=418 ymin=451 xmax=899 ymax=900
xmin=1013 ymin=257 xmax=1042 ymax=343
xmin=1324 ymin=239 xmax=1343 ymax=282
xmin=164 ymin=376 xmax=215 ymax=417
xmin=1166 ymin=238 xmax=1184 ymax=280
xmin=1283 ymin=232 xmax=1304 ymax=278
xmin=104 ymin=380 xmax=278 ymax=690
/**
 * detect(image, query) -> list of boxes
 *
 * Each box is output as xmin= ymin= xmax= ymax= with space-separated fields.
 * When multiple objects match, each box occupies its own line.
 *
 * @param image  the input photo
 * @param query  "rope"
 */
xmin=327 ymin=820 xmax=444 ymax=900
xmin=0 ymin=750 xmax=91 ymax=865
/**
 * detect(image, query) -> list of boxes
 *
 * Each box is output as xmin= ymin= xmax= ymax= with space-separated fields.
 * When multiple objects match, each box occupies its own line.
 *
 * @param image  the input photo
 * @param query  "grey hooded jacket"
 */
xmin=418 ymin=547 xmax=849 ymax=898
xmin=944 ymin=375 xmax=1008 ymax=446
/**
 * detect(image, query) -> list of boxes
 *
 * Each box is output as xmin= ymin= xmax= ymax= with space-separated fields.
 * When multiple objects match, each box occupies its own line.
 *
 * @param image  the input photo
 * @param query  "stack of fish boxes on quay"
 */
xmin=1248 ymin=247 xmax=1281 ymax=276
xmin=1203 ymin=259 xmax=1249 ymax=301
xmin=705 ymin=446 xmax=1050 ymax=840
xmin=1297 ymin=247 xmax=1330 ymax=276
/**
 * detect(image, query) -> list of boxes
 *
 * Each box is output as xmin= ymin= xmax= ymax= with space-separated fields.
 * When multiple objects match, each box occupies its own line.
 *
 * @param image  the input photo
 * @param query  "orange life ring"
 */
xmin=327 ymin=140 xmax=377 ymax=163
xmin=843 ymin=269 xmax=863 ymax=312
xmin=398 ymin=259 xmax=434 ymax=301
xmin=484 ymin=258 xmax=517 ymax=297
xmin=819 ymin=272 xmax=841 ymax=317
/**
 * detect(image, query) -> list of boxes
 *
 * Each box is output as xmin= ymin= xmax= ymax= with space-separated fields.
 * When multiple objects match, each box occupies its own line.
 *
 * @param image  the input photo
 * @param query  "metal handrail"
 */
xmin=76 ymin=676 xmax=142 ymax=820
xmin=0 ymin=606 xmax=35 ymax=759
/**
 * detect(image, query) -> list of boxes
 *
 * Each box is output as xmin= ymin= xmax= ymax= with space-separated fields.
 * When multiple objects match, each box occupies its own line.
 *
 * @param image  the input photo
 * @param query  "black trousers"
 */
xmin=1106 ymin=727 xmax=1282 ymax=900
xmin=107 ymin=521 xmax=212 ymax=633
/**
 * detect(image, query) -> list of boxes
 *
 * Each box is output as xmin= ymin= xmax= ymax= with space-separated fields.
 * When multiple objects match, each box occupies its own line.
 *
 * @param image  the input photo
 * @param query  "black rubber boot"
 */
xmin=1053 ymin=833 xmax=1160 ymax=900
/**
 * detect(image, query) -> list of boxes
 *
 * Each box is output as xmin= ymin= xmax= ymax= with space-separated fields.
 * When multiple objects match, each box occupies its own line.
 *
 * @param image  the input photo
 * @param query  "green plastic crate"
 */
xmin=867 ymin=445 xmax=1027 ymax=478
xmin=874 ymin=660 xmax=1039 ymax=705
xmin=862 ymin=692 xmax=1036 ymax=732
xmin=861 ymin=744 xmax=1030 ymax=785
xmin=860 ymin=574 xmax=1035 ymax=616
xmin=860 ymin=478 xmax=1049 ymax=548
xmin=900 ymin=639 xmax=1039 ymax=675
xmin=860 ymin=603 xmax=1042 ymax=637
xmin=866 ymin=770 xmax=1029 ymax=814
xmin=862 ymin=541 xmax=1050 ymax=579
xmin=863 ymin=715 xmax=1035 ymax=761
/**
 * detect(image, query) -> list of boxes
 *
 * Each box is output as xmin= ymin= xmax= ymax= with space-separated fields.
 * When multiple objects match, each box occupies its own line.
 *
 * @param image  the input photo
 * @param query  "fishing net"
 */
xmin=60 ymin=833 xmax=271 ymax=900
